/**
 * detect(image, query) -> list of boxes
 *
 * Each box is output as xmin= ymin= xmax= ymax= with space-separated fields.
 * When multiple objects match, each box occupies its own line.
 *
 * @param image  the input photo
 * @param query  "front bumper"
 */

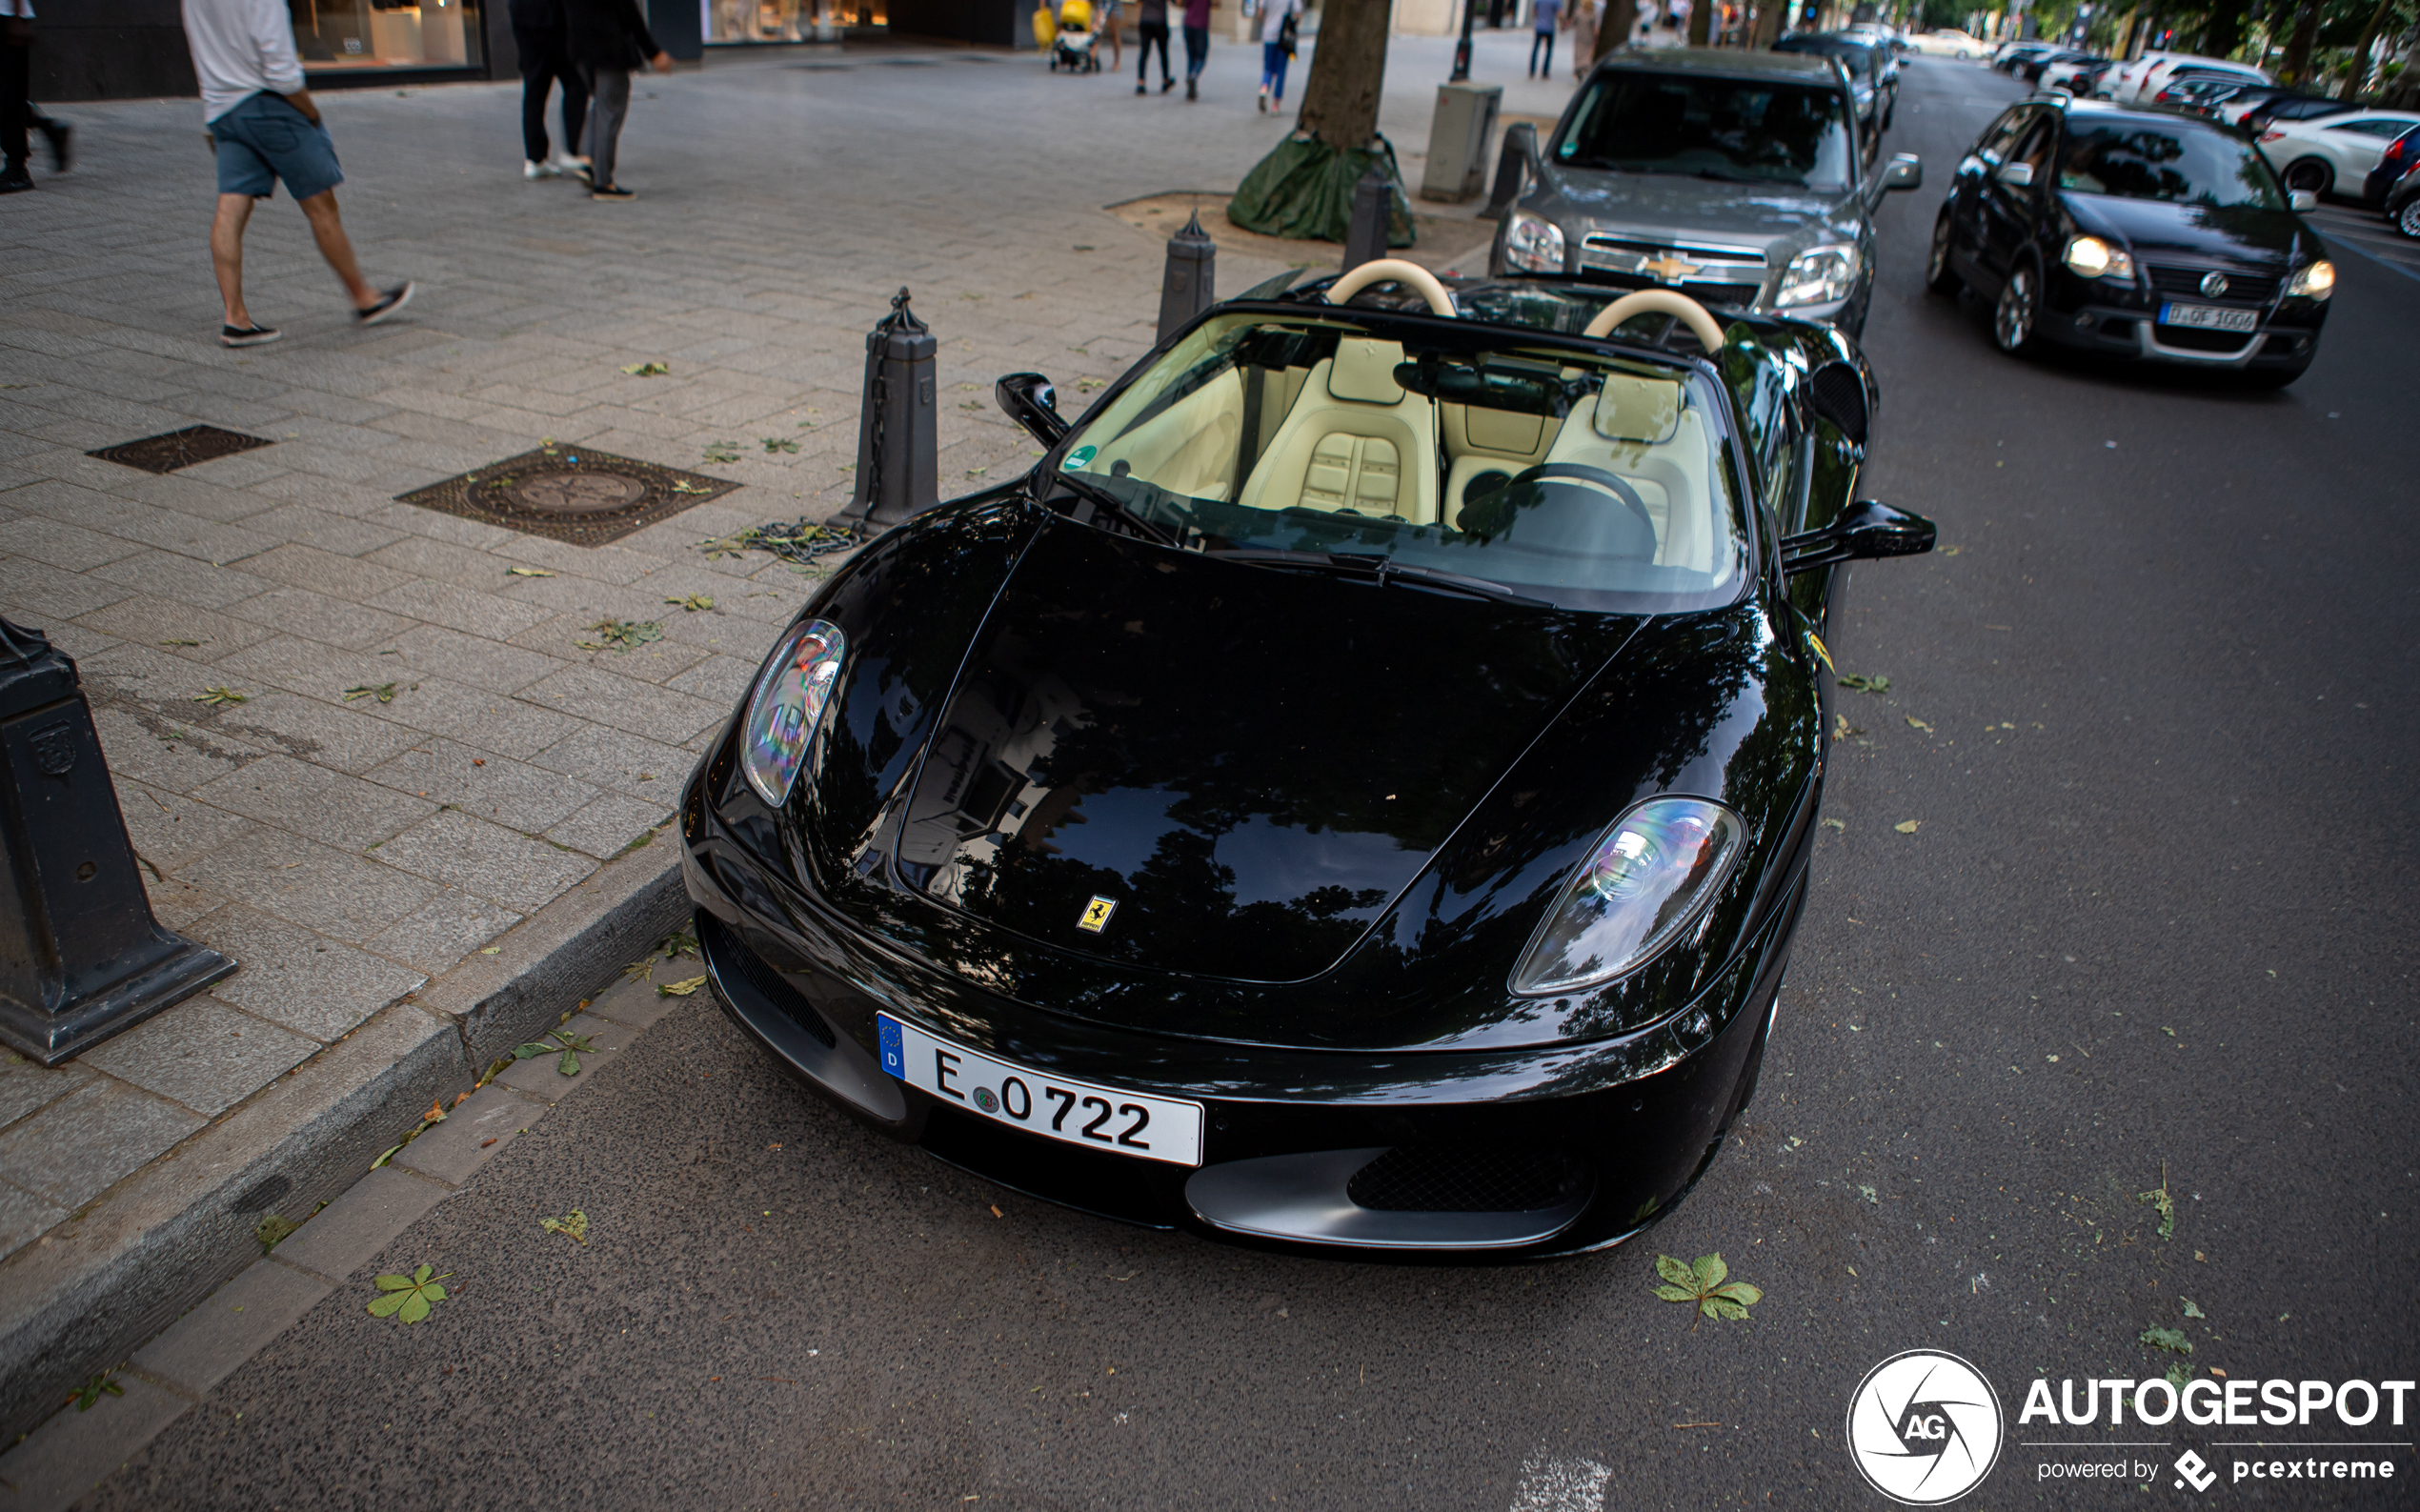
xmin=2034 ymin=272 xmax=2326 ymax=370
xmin=679 ymin=760 xmax=1798 ymax=1260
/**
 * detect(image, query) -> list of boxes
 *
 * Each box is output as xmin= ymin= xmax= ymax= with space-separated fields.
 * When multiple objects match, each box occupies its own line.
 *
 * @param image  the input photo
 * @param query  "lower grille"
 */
xmin=2154 ymin=324 xmax=2256 ymax=353
xmin=2148 ymin=265 xmax=2280 ymax=304
xmin=1346 ymin=1144 xmax=1592 ymax=1213
xmin=698 ymin=911 xmax=837 ymax=1048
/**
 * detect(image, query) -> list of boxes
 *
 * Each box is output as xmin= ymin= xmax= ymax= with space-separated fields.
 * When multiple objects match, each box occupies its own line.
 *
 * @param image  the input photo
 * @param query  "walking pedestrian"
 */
xmin=1133 ymin=0 xmax=1174 ymax=93
xmin=562 ymin=0 xmax=672 ymax=202
xmin=1255 ymin=0 xmax=1299 ymax=113
xmin=1096 ymin=0 xmax=1122 ymax=73
xmin=1570 ymin=0 xmax=1597 ymax=79
xmin=1 ymin=0 xmax=71 ymax=194
xmin=1180 ymin=0 xmax=1210 ymax=101
xmin=1527 ymin=0 xmax=1559 ymax=77
xmin=512 ymin=0 xmax=588 ymax=180
xmin=180 ymin=0 xmax=412 ymax=347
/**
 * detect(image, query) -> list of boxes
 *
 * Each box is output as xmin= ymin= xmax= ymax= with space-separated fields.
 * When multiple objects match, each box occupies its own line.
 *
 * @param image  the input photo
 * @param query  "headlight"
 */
xmin=1503 ymin=212 xmax=1566 ymax=274
xmin=1776 ymin=244 xmax=1861 ymax=307
xmin=1509 ymin=797 xmax=1746 ymax=997
xmin=2062 ymin=234 xmax=2135 ymax=280
xmin=740 ymin=618 xmax=846 ymax=807
xmin=2284 ymin=259 xmax=2336 ymax=300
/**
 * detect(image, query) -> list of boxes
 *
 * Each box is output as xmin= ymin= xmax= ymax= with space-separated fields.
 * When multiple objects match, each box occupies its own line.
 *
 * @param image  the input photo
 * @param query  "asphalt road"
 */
xmin=88 ymin=59 xmax=2418 ymax=1511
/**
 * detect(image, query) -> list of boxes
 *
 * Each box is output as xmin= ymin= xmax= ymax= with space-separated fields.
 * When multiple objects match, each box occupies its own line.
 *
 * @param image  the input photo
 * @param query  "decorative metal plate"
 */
xmin=88 ymin=425 xmax=275 ymax=474
xmin=394 ymin=444 xmax=741 ymax=545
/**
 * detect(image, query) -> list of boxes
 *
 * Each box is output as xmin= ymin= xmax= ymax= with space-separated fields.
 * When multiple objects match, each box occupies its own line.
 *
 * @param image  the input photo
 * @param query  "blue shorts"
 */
xmin=210 ymin=92 xmax=345 ymax=202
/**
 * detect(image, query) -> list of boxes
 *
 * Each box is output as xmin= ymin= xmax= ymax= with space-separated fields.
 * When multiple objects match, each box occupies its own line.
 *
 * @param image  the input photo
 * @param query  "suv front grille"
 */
xmin=1580 ymin=235 xmax=1766 ymax=304
xmin=1346 ymin=1144 xmax=1592 ymax=1213
xmin=2148 ymin=265 xmax=2280 ymax=305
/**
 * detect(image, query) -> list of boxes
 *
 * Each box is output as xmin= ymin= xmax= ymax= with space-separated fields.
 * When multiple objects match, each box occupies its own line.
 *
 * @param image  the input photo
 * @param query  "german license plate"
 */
xmin=877 ymin=1014 xmax=1203 ymax=1166
xmin=2159 ymin=302 xmax=2258 ymax=333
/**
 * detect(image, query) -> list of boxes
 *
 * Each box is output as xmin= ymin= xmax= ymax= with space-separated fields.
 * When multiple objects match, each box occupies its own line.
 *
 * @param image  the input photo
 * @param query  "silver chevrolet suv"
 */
xmin=1490 ymin=48 xmax=1923 ymax=337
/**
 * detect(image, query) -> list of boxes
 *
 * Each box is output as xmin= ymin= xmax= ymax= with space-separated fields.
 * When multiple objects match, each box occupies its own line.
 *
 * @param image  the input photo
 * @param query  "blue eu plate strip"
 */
xmin=877 ymin=1014 xmax=904 ymax=1079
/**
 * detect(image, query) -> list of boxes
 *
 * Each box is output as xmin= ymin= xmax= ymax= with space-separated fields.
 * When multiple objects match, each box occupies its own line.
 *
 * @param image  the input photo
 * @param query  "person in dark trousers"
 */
xmin=561 ymin=0 xmax=671 ymax=201
xmin=1133 ymin=0 xmax=1172 ymax=93
xmin=511 ymin=0 xmax=588 ymax=179
xmin=1527 ymin=0 xmax=1559 ymax=77
xmin=1 ymin=0 xmax=71 ymax=193
xmin=1180 ymin=0 xmax=1210 ymax=100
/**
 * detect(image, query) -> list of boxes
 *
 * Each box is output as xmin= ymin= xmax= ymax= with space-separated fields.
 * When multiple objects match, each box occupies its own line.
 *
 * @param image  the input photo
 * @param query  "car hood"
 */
xmin=890 ymin=520 xmax=1640 ymax=985
xmin=1536 ymin=163 xmax=1864 ymax=262
xmin=2060 ymin=193 xmax=2309 ymax=268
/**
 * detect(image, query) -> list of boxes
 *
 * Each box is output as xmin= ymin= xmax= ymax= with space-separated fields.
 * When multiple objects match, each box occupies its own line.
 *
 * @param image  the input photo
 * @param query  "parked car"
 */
xmin=2362 ymin=123 xmax=2420 ymax=204
xmin=2015 ymin=49 xmax=2094 ymax=84
xmin=1772 ymin=31 xmax=1895 ymax=132
xmin=1492 ymin=47 xmax=1924 ymax=337
xmin=2101 ymin=51 xmax=2269 ymax=105
xmin=1908 ymin=28 xmax=1986 ymax=58
xmin=2040 ymin=57 xmax=2116 ymax=95
xmin=2228 ymin=89 xmax=2355 ymax=132
xmin=1994 ymin=42 xmax=2061 ymax=75
xmin=2385 ymin=160 xmax=2420 ymax=237
xmin=2259 ymin=109 xmax=2420 ymax=198
xmin=1926 ymin=96 xmax=2333 ymax=386
xmin=683 ymin=260 xmax=1935 ymax=1258
xmin=2156 ymin=75 xmax=2260 ymax=115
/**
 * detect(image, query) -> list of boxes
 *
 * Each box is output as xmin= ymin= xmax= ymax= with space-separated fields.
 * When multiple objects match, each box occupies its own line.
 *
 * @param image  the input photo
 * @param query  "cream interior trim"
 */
xmin=1582 ymin=289 xmax=1727 ymax=353
xmin=1325 ymin=259 xmax=1458 ymax=317
xmin=1236 ymin=354 xmax=1441 ymax=524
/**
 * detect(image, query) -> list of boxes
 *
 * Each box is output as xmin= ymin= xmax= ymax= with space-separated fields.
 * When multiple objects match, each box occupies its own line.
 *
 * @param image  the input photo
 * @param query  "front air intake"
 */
xmin=697 ymin=911 xmax=836 ymax=1049
xmin=1807 ymin=361 xmax=1869 ymax=446
xmin=1346 ymin=1144 xmax=1592 ymax=1214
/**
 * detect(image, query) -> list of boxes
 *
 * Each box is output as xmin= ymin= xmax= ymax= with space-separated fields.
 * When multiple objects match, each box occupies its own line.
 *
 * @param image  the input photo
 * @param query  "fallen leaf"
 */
xmin=1835 ymin=673 xmax=1890 ymax=694
xmin=1821 ymin=817 xmax=1845 ymax=832
xmin=343 ymin=682 xmax=399 ymax=704
xmin=621 ymin=360 xmax=671 ymax=376
xmin=1651 ymin=1253 xmax=1763 ymax=1329
xmin=656 ymin=976 xmax=708 ymax=998
xmin=668 ymin=594 xmax=716 ymax=612
xmin=540 ymin=1210 xmax=590 ymax=1243
xmin=2140 ymin=1325 xmax=2192 ymax=1355
xmin=1893 ymin=819 xmax=1922 ymax=834
xmin=193 ymin=686 xmax=248 ymax=707
xmin=158 ymin=638 xmax=203 ymax=648
xmin=506 ymin=566 xmax=557 ymax=577
xmin=367 ymin=1264 xmax=451 ymax=1324
xmin=422 ymin=1098 xmax=446 ymax=1123
xmin=1905 ymin=716 xmax=1932 ymax=732
xmin=478 ymin=946 xmax=501 ymax=955
xmin=2182 ymin=1299 xmax=2206 ymax=1319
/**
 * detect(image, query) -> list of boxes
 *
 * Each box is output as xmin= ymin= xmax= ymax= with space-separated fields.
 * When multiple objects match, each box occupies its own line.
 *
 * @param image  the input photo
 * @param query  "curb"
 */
xmin=0 ymin=841 xmax=690 ymax=1447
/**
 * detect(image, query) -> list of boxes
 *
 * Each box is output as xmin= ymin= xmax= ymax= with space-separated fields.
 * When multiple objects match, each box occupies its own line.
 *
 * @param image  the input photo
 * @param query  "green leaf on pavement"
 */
xmin=2137 ymin=1163 xmax=2177 ymax=1240
xmin=255 ymin=1213 xmax=302 ymax=1254
xmin=760 ymin=436 xmax=799 ymax=454
xmin=540 ymin=1210 xmax=590 ymax=1244
xmin=668 ymin=594 xmax=716 ymax=612
xmin=621 ymin=360 xmax=670 ymax=375
xmin=2182 ymin=1299 xmax=2206 ymax=1320
xmin=367 ymin=1265 xmax=452 ymax=1324
xmin=506 ymin=566 xmax=556 ymax=577
xmin=343 ymin=682 xmax=398 ymax=704
xmin=1894 ymin=819 xmax=1922 ymax=834
xmin=576 ymin=619 xmax=664 ymax=653
xmin=1651 ymin=1253 xmax=1762 ymax=1330
xmin=657 ymin=975 xmax=708 ymax=998
xmin=2140 ymin=1325 xmax=2192 ymax=1355
xmin=68 ymin=1374 xmax=124 ymax=1412
xmin=193 ymin=686 xmax=248 ymax=707
xmin=1835 ymin=673 xmax=1890 ymax=694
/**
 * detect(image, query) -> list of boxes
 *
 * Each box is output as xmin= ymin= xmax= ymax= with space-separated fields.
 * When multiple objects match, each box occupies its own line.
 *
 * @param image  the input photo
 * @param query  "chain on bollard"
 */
xmin=1341 ymin=166 xmax=1392 ymax=274
xmin=1157 ymin=210 xmax=1217 ymax=346
xmin=0 ymin=617 xmax=234 ymax=1065
xmin=837 ymin=287 xmax=939 ymax=533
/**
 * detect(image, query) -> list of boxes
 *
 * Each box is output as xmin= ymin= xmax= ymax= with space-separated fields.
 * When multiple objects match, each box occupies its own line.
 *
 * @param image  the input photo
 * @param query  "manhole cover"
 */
xmin=396 ymin=444 xmax=740 ymax=546
xmin=88 ymin=425 xmax=275 ymax=475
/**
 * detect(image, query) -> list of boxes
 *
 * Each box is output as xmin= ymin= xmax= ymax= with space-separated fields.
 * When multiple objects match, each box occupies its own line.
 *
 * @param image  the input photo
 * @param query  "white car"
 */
xmin=2259 ymin=110 xmax=2420 ymax=199
xmin=1908 ymin=29 xmax=1986 ymax=59
xmin=2104 ymin=51 xmax=2268 ymax=105
xmin=2038 ymin=56 xmax=2107 ymax=93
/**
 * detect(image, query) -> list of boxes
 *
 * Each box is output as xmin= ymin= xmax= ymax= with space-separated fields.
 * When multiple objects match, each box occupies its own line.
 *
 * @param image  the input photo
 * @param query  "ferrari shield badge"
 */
xmin=1077 ymin=896 xmax=1118 ymax=934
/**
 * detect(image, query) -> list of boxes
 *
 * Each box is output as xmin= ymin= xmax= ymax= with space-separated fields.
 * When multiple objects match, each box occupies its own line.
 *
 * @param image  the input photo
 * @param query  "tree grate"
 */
xmin=395 ymin=443 xmax=741 ymax=546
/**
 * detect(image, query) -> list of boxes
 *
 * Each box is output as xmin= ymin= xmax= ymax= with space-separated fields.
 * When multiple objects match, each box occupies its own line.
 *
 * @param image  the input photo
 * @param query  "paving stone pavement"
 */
xmin=0 ymin=25 xmax=1564 ymax=1450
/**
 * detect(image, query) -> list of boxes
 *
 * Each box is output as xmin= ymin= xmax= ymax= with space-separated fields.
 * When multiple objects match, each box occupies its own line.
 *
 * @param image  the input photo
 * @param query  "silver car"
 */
xmin=1490 ymin=49 xmax=1922 ymax=337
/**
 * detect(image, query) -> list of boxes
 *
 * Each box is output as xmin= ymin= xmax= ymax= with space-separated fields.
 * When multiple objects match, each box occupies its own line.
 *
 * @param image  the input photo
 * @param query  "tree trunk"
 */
xmin=2199 ymin=0 xmax=2244 ymax=59
xmin=1688 ymin=0 xmax=1713 ymax=45
xmin=2280 ymin=0 xmax=2320 ymax=85
xmin=1293 ymin=0 xmax=1395 ymax=149
xmin=1594 ymin=0 xmax=1638 ymax=60
xmin=2338 ymin=0 xmax=2394 ymax=97
xmin=1751 ymin=0 xmax=1784 ymax=48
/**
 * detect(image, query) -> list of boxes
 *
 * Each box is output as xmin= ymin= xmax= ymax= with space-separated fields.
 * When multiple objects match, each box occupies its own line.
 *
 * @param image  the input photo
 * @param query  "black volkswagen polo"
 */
xmin=680 ymin=267 xmax=1934 ymax=1260
xmin=1925 ymin=95 xmax=2335 ymax=385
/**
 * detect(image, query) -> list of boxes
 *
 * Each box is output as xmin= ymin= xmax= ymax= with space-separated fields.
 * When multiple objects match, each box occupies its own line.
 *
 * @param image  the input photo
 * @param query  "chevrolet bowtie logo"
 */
xmin=1640 ymin=254 xmax=1703 ymax=282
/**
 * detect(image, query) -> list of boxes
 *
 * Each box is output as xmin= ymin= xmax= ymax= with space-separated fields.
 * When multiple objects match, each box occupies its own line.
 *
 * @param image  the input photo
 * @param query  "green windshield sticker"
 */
xmin=1062 ymin=444 xmax=1098 ymax=471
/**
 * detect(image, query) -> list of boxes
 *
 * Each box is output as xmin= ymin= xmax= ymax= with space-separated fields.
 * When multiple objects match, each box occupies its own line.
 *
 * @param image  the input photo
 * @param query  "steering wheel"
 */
xmin=1509 ymin=463 xmax=1655 ymax=534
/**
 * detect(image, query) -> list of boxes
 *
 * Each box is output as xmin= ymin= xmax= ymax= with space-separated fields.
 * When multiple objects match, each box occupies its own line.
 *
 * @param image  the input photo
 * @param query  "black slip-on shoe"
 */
xmin=355 ymin=282 xmax=415 ymax=326
xmin=591 ymin=184 xmax=635 ymax=201
xmin=222 ymin=324 xmax=282 ymax=348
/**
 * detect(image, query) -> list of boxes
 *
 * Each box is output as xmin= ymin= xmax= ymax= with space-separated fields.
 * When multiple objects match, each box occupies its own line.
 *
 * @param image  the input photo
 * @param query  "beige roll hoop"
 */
xmin=1581 ymin=289 xmax=1728 ymax=353
xmin=1323 ymin=259 xmax=1459 ymax=318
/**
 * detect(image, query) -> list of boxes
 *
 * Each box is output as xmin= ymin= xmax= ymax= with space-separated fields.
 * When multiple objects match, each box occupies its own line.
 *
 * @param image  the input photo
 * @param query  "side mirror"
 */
xmin=1882 ymin=152 xmax=1923 ymax=192
xmin=1782 ymin=498 xmax=1936 ymax=575
xmin=996 ymin=372 xmax=1069 ymax=446
xmin=2289 ymin=189 xmax=2318 ymax=212
xmin=1994 ymin=160 xmax=2035 ymax=189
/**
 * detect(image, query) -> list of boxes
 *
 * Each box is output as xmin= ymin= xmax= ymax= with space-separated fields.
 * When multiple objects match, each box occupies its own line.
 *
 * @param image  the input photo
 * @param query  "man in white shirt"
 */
xmin=1 ymin=0 xmax=71 ymax=193
xmin=180 ymin=0 xmax=413 ymax=347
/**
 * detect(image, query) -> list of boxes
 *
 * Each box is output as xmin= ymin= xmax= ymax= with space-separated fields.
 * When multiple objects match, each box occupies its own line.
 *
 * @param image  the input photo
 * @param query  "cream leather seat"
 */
xmin=1540 ymin=372 xmax=1720 ymax=573
xmin=1236 ymin=338 xmax=1439 ymax=525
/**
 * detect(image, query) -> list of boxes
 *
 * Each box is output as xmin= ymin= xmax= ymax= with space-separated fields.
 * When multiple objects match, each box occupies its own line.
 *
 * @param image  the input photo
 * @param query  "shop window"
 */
xmin=707 ymin=0 xmax=884 ymax=42
xmin=293 ymin=0 xmax=487 ymax=68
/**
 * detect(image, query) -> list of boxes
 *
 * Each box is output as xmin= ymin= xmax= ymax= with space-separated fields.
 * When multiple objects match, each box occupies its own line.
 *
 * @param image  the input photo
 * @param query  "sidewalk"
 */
xmin=0 ymin=28 xmax=1569 ymax=1441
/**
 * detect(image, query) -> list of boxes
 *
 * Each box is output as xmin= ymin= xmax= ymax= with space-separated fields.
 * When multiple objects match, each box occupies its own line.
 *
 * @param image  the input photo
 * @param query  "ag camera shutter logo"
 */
xmin=1846 ymin=1349 xmax=2005 ymax=1504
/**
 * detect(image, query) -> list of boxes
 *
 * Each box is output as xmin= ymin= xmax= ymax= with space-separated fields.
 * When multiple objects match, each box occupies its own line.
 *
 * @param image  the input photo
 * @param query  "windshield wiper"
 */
xmin=1052 ymin=472 xmax=1175 ymax=545
xmin=1214 ymin=548 xmax=1549 ymax=607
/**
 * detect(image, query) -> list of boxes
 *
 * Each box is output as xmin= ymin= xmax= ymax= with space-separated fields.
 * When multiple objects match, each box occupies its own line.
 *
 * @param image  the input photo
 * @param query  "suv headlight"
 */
xmin=740 ymin=618 xmax=847 ymax=807
xmin=1510 ymin=797 xmax=1745 ymax=996
xmin=1776 ymin=244 xmax=1861 ymax=307
xmin=2284 ymin=259 xmax=2336 ymax=300
xmin=2062 ymin=234 xmax=2136 ymax=280
xmin=1503 ymin=211 xmax=1566 ymax=274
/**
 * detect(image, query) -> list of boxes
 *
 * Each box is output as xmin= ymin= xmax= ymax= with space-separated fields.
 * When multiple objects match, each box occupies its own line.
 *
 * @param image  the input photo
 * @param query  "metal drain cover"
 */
xmin=89 ymin=425 xmax=275 ymax=475
xmin=396 ymin=445 xmax=740 ymax=545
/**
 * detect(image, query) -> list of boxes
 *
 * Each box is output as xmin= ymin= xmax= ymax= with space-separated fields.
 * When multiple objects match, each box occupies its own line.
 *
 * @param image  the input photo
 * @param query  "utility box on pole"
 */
xmin=1421 ymin=81 xmax=1502 ymax=203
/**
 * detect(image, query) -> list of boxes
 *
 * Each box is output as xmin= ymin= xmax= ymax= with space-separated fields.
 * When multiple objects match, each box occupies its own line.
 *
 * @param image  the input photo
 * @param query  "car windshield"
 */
xmin=1556 ymin=71 xmax=1857 ymax=190
xmin=1047 ymin=312 xmax=1749 ymax=615
xmin=2056 ymin=123 xmax=2288 ymax=209
xmin=1774 ymin=37 xmax=1879 ymax=84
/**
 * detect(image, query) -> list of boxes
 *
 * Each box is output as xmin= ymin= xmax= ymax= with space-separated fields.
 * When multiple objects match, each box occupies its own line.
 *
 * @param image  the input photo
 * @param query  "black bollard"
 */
xmin=1480 ymin=122 xmax=1537 ymax=222
xmin=1341 ymin=166 xmax=1392 ymax=274
xmin=1156 ymin=211 xmax=1217 ymax=346
xmin=838 ymin=288 xmax=939 ymax=532
xmin=0 ymin=618 xmax=234 ymax=1066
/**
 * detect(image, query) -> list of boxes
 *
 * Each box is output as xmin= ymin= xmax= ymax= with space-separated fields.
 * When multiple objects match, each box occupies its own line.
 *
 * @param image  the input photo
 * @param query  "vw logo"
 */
xmin=1845 ymin=1350 xmax=2004 ymax=1504
xmin=2199 ymin=271 xmax=2229 ymax=298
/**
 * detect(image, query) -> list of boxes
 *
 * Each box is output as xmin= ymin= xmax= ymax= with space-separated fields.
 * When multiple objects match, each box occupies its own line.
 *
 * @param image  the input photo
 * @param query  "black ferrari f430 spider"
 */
xmin=679 ymin=264 xmax=1933 ymax=1259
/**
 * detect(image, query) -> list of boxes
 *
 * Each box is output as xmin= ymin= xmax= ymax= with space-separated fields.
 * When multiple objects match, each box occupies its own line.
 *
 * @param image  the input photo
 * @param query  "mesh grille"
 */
xmin=698 ymin=912 xmax=837 ymax=1048
xmin=2154 ymin=324 xmax=2256 ymax=353
xmin=2148 ymin=265 xmax=2280 ymax=304
xmin=1346 ymin=1145 xmax=1591 ymax=1214
xmin=1807 ymin=362 xmax=1869 ymax=446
